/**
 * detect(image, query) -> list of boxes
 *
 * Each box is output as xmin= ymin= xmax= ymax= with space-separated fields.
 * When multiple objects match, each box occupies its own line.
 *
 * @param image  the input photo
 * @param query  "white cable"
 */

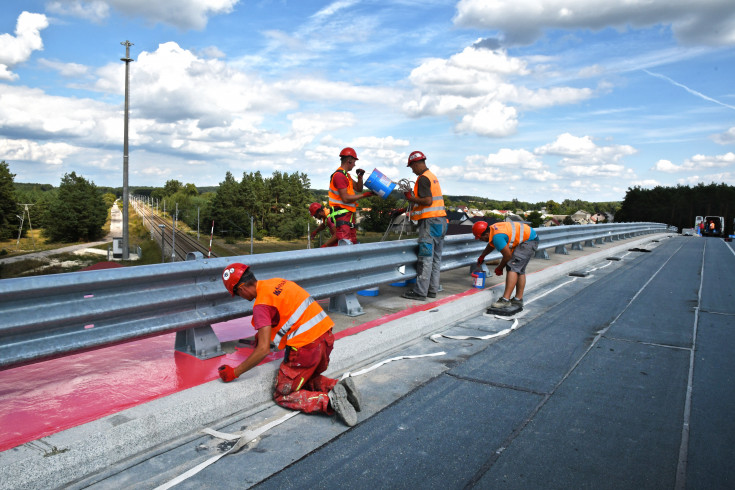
xmin=430 ymin=319 xmax=519 ymax=343
xmin=156 ymin=351 xmax=446 ymax=489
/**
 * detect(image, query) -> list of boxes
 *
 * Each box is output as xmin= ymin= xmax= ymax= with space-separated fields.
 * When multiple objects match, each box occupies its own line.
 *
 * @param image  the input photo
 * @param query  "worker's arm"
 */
xmin=337 ymin=186 xmax=372 ymax=204
xmin=311 ymin=222 xmax=326 ymax=238
xmin=232 ymin=325 xmax=272 ymax=378
xmin=477 ymin=241 xmax=494 ymax=264
xmin=354 ymin=170 xmax=364 ymax=192
xmin=404 ymin=175 xmax=432 ymax=206
xmin=494 ymin=245 xmax=513 ymax=275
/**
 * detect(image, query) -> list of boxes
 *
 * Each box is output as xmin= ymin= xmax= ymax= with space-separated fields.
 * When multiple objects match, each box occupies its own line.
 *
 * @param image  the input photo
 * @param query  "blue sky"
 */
xmin=1 ymin=0 xmax=734 ymax=203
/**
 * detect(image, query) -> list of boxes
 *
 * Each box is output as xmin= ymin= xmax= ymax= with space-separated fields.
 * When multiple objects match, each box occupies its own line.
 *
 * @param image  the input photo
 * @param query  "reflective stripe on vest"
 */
xmin=409 ymin=169 xmax=446 ymax=220
xmin=328 ymin=168 xmax=356 ymax=213
xmin=488 ymin=221 xmax=532 ymax=251
xmin=254 ymin=278 xmax=334 ymax=350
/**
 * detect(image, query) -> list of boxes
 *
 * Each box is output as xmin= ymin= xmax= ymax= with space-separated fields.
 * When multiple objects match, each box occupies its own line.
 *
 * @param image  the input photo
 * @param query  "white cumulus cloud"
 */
xmin=453 ymin=0 xmax=735 ymax=47
xmin=47 ymin=0 xmax=238 ymax=30
xmin=0 ymin=12 xmax=49 ymax=81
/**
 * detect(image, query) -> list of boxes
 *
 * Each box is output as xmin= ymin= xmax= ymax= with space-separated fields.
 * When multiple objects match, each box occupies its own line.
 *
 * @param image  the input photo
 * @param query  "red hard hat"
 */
xmin=339 ymin=147 xmax=358 ymax=160
xmin=407 ymin=150 xmax=426 ymax=166
xmin=472 ymin=221 xmax=488 ymax=239
xmin=309 ymin=202 xmax=322 ymax=216
xmin=222 ymin=263 xmax=250 ymax=296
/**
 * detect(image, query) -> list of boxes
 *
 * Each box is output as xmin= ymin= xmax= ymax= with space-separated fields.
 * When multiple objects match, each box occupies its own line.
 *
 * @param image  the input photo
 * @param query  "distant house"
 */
xmin=570 ymin=210 xmax=591 ymax=224
xmin=543 ymin=217 xmax=561 ymax=227
xmin=590 ymin=212 xmax=607 ymax=223
xmin=446 ymin=210 xmax=472 ymax=225
xmin=447 ymin=215 xmax=499 ymax=236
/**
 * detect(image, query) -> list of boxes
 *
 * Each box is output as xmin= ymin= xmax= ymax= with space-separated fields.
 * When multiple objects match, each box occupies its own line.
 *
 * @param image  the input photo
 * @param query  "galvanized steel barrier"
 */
xmin=0 ymin=222 xmax=672 ymax=369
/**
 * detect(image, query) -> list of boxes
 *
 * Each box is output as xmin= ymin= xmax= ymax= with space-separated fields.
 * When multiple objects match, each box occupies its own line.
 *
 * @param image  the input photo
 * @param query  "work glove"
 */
xmin=361 ymin=191 xmax=374 ymax=198
xmin=218 ymin=365 xmax=237 ymax=382
xmin=310 ymin=231 xmax=317 ymax=240
xmin=477 ymin=254 xmax=486 ymax=265
xmin=356 ymin=168 xmax=365 ymax=177
xmin=404 ymin=191 xmax=413 ymax=201
xmin=320 ymin=244 xmax=328 ymax=248
xmin=495 ymin=266 xmax=504 ymax=277
xmin=390 ymin=208 xmax=406 ymax=219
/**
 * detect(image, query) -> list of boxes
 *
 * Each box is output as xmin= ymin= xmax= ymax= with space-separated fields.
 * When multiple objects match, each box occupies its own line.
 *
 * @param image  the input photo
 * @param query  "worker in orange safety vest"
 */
xmin=401 ymin=150 xmax=447 ymax=301
xmin=473 ymin=221 xmax=539 ymax=311
xmin=328 ymin=147 xmax=374 ymax=245
xmin=218 ymin=263 xmax=362 ymax=426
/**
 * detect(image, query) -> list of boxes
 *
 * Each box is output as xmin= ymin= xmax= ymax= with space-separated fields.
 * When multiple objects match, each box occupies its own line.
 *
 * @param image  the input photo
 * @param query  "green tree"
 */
xmin=360 ymin=195 xmax=400 ymax=232
xmin=0 ymin=161 xmax=19 ymax=240
xmin=527 ymin=210 xmax=544 ymax=228
xmin=43 ymin=172 xmax=107 ymax=242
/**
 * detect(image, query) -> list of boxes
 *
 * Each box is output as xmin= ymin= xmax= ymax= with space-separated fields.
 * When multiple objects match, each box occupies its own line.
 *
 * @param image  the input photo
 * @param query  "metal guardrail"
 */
xmin=0 ymin=222 xmax=671 ymax=369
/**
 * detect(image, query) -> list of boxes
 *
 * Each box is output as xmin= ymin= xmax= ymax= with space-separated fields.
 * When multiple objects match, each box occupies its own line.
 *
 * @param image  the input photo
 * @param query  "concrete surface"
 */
xmin=0 ymin=232 xmax=681 ymax=489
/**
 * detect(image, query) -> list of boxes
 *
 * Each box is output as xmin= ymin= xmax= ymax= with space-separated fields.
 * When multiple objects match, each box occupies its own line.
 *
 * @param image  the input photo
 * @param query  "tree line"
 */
xmin=7 ymin=159 xmax=731 ymax=245
xmin=615 ymin=183 xmax=735 ymax=234
xmin=1 ymin=161 xmax=112 ymax=243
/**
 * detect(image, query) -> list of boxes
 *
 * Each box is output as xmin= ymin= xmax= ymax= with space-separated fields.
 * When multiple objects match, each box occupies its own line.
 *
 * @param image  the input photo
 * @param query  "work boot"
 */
xmin=490 ymin=297 xmax=512 ymax=309
xmin=511 ymin=297 xmax=523 ymax=307
xmin=427 ymin=291 xmax=437 ymax=298
xmin=338 ymin=376 xmax=362 ymax=412
xmin=328 ymin=384 xmax=357 ymax=427
xmin=402 ymin=290 xmax=426 ymax=301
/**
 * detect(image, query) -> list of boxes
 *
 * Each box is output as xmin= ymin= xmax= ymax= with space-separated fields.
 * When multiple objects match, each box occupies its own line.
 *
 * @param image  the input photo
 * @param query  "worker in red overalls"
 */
xmin=218 ymin=263 xmax=362 ymax=426
xmin=309 ymin=202 xmax=338 ymax=248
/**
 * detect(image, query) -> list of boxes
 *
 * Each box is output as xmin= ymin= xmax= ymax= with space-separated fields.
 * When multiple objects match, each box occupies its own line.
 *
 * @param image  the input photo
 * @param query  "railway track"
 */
xmin=133 ymin=200 xmax=216 ymax=261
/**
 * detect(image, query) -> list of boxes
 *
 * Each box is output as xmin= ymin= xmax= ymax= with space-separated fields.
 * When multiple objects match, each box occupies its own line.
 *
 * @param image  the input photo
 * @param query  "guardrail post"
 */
xmin=173 ymin=252 xmax=225 ymax=360
xmin=329 ymin=293 xmax=365 ymax=317
xmin=595 ymin=237 xmax=604 ymax=244
xmin=572 ymin=242 xmax=583 ymax=251
xmin=584 ymin=240 xmax=597 ymax=247
xmin=555 ymin=245 xmax=569 ymax=255
xmin=535 ymin=249 xmax=550 ymax=259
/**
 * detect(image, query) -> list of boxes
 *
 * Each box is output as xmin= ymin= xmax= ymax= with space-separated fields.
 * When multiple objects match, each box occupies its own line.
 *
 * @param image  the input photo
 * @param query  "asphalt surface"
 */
xmin=77 ymin=235 xmax=735 ymax=489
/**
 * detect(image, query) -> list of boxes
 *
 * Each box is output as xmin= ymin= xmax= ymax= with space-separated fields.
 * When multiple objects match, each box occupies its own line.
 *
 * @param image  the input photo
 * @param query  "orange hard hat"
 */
xmin=309 ymin=202 xmax=322 ymax=216
xmin=407 ymin=150 xmax=426 ymax=166
xmin=472 ymin=221 xmax=488 ymax=239
xmin=339 ymin=147 xmax=358 ymax=160
xmin=222 ymin=263 xmax=250 ymax=296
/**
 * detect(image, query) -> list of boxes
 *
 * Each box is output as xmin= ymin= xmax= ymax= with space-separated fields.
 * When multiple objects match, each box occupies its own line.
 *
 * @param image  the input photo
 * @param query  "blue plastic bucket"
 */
xmin=357 ymin=287 xmax=379 ymax=297
xmin=471 ymin=272 xmax=486 ymax=289
xmin=364 ymin=168 xmax=397 ymax=199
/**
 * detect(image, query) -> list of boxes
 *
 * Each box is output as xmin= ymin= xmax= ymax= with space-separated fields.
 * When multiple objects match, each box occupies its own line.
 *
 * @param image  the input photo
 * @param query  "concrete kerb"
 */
xmin=0 ymin=233 xmax=670 ymax=490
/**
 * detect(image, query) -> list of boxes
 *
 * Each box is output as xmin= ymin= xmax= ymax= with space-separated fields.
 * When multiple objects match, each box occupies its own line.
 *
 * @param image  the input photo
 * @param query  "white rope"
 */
xmin=154 ymin=411 xmax=299 ymax=490
xmin=155 ymin=351 xmax=446 ymax=489
xmin=430 ymin=319 xmax=519 ymax=343
xmin=340 ymin=351 xmax=446 ymax=379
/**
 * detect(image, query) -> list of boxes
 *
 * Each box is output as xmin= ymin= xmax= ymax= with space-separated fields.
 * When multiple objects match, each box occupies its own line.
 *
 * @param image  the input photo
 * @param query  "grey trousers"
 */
xmin=412 ymin=217 xmax=447 ymax=296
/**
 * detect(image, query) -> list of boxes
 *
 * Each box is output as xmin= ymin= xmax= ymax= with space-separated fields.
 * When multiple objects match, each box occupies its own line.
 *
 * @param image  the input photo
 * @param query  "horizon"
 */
xmin=2 ymin=1 xmax=734 ymax=203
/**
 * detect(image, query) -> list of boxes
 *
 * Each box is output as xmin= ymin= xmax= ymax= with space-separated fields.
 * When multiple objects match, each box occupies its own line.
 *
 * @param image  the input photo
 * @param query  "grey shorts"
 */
xmin=507 ymin=239 xmax=538 ymax=275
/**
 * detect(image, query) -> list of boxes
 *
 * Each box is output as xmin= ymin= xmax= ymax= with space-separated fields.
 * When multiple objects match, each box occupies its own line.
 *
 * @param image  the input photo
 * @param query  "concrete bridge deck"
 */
xmin=2 ymin=233 xmax=733 ymax=489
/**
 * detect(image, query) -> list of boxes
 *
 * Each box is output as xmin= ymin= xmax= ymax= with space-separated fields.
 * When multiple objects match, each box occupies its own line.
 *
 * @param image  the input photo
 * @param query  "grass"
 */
xmin=0 ymin=206 xmax=412 ymax=279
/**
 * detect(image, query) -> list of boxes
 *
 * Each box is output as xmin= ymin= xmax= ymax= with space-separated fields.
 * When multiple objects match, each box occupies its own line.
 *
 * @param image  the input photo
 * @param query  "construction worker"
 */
xmin=328 ymin=147 xmax=374 ymax=245
xmin=401 ymin=151 xmax=447 ymax=301
xmin=218 ymin=263 xmax=362 ymax=426
xmin=473 ymin=221 xmax=539 ymax=310
xmin=309 ymin=202 xmax=338 ymax=247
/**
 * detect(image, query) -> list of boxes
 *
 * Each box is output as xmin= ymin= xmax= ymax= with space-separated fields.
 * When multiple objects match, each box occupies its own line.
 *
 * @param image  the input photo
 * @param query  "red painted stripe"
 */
xmin=0 ymin=286 xmax=486 ymax=451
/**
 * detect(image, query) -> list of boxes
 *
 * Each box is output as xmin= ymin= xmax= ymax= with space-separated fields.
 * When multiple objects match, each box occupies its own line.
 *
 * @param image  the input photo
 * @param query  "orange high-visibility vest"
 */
xmin=409 ymin=169 xmax=446 ymax=220
xmin=328 ymin=168 xmax=356 ymax=213
xmin=254 ymin=278 xmax=334 ymax=350
xmin=487 ymin=222 xmax=533 ymax=251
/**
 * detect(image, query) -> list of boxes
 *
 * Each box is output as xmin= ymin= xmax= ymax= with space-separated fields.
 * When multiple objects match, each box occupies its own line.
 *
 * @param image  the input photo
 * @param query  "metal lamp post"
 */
xmin=121 ymin=40 xmax=133 ymax=260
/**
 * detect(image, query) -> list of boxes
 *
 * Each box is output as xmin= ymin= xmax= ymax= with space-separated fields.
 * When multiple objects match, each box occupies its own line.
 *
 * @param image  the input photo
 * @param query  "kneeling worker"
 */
xmin=309 ymin=202 xmax=338 ymax=248
xmin=473 ymin=221 xmax=539 ymax=310
xmin=218 ymin=263 xmax=362 ymax=426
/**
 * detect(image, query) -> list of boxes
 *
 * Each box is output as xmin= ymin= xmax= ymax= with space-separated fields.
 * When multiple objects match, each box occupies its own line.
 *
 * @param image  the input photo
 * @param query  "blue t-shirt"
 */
xmin=491 ymin=225 xmax=537 ymax=250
